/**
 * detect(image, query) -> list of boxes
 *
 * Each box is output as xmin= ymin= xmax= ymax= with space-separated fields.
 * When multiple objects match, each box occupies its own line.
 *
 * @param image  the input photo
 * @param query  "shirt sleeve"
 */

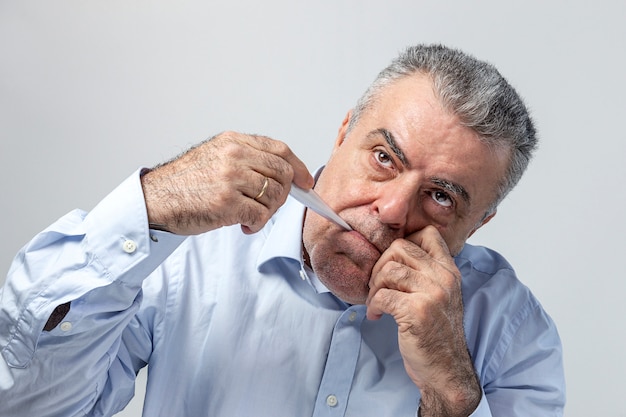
xmin=0 ymin=169 xmax=186 ymax=416
xmin=455 ymin=248 xmax=566 ymax=417
xmin=482 ymin=302 xmax=566 ymax=416
xmin=417 ymin=307 xmax=564 ymax=417
xmin=416 ymin=391 xmax=493 ymax=417
xmin=468 ymin=392 xmax=493 ymax=416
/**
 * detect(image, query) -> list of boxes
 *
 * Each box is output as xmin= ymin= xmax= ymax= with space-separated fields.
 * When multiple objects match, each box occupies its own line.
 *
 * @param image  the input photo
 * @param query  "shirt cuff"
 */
xmin=1 ymin=169 xmax=186 ymax=368
xmin=83 ymin=168 xmax=186 ymax=285
xmin=467 ymin=391 xmax=492 ymax=417
xmin=416 ymin=390 xmax=491 ymax=417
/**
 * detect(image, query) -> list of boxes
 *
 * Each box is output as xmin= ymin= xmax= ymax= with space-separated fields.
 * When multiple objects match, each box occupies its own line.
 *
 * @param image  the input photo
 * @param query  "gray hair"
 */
xmin=348 ymin=44 xmax=537 ymax=216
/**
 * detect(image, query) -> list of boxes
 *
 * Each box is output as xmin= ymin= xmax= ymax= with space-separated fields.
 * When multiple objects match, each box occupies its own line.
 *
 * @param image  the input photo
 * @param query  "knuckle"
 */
xmin=256 ymin=178 xmax=281 ymax=203
xmin=381 ymin=261 xmax=411 ymax=283
xmin=271 ymin=139 xmax=291 ymax=156
xmin=402 ymin=241 xmax=429 ymax=260
xmin=219 ymin=139 xmax=241 ymax=157
xmin=430 ymin=286 xmax=449 ymax=305
xmin=388 ymin=239 xmax=405 ymax=251
xmin=439 ymin=267 xmax=461 ymax=289
xmin=264 ymin=155 xmax=285 ymax=174
xmin=389 ymin=239 xmax=428 ymax=260
xmin=371 ymin=288 xmax=396 ymax=311
xmin=250 ymin=133 xmax=281 ymax=152
xmin=254 ymin=211 xmax=273 ymax=228
xmin=209 ymin=130 xmax=237 ymax=147
xmin=239 ymin=204 xmax=273 ymax=230
xmin=282 ymin=162 xmax=295 ymax=180
xmin=422 ymin=224 xmax=439 ymax=237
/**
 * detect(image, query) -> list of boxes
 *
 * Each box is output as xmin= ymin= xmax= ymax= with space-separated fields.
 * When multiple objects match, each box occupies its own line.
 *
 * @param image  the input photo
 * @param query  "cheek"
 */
xmin=303 ymin=211 xmax=379 ymax=268
xmin=316 ymin=179 xmax=372 ymax=215
xmin=437 ymin=223 xmax=477 ymax=256
xmin=315 ymin=147 xmax=365 ymax=195
xmin=313 ymin=174 xmax=343 ymax=207
xmin=302 ymin=210 xmax=332 ymax=257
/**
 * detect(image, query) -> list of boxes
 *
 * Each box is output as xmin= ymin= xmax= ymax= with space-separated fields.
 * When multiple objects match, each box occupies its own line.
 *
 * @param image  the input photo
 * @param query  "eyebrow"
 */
xmin=369 ymin=128 xmax=472 ymax=206
xmin=369 ymin=128 xmax=409 ymax=167
xmin=430 ymin=177 xmax=471 ymax=206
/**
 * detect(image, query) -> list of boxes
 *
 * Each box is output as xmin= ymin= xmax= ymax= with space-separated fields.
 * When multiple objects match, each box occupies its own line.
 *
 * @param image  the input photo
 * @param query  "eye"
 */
xmin=375 ymin=149 xmax=393 ymax=167
xmin=430 ymin=190 xmax=453 ymax=207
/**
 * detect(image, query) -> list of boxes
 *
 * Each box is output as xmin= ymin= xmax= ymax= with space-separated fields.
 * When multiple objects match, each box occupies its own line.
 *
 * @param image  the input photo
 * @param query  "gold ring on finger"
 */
xmin=254 ymin=177 xmax=270 ymax=201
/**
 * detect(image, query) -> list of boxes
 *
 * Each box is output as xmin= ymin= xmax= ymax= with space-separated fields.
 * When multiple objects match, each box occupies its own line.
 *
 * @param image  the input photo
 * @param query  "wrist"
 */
xmin=418 ymin=375 xmax=481 ymax=417
xmin=140 ymin=168 xmax=175 ymax=232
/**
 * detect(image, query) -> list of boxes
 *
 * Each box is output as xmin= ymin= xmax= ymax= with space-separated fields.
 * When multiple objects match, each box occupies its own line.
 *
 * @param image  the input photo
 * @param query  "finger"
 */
xmin=405 ymin=225 xmax=453 ymax=264
xmin=244 ymin=174 xmax=271 ymax=201
xmin=369 ymin=255 xmax=422 ymax=298
xmin=236 ymin=195 xmax=275 ymax=234
xmin=282 ymin=151 xmax=314 ymax=189
xmin=239 ymin=174 xmax=292 ymax=233
xmin=366 ymin=287 xmax=397 ymax=320
xmin=223 ymin=145 xmax=286 ymax=201
xmin=247 ymin=175 xmax=287 ymax=210
xmin=366 ymin=234 xmax=458 ymax=313
xmin=244 ymin=134 xmax=314 ymax=189
xmin=370 ymin=238 xmax=426 ymax=277
xmin=366 ymin=267 xmax=413 ymax=319
xmin=366 ymin=287 xmax=420 ymax=322
xmin=368 ymin=239 xmax=428 ymax=294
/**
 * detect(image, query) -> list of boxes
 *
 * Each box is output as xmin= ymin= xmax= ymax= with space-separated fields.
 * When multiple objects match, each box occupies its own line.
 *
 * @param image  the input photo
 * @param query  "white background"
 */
xmin=1 ymin=1 xmax=624 ymax=416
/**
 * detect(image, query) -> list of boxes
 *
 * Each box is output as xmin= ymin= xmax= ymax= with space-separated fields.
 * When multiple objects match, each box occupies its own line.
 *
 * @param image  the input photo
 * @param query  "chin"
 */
xmin=335 ymin=290 xmax=368 ymax=306
xmin=312 ymin=254 xmax=373 ymax=305
xmin=319 ymin=274 xmax=369 ymax=305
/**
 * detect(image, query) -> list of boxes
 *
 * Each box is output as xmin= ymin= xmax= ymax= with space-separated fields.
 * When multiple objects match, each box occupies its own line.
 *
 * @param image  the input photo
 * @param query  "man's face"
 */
xmin=302 ymin=74 xmax=509 ymax=305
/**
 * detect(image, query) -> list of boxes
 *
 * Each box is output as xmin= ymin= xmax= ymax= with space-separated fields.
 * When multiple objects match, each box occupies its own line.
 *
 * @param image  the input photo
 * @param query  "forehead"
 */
xmin=367 ymin=74 xmax=454 ymax=132
xmin=355 ymin=75 xmax=509 ymax=210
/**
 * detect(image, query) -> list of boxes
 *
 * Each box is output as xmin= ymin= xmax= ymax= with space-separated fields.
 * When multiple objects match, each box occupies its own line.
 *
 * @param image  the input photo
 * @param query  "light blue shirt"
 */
xmin=0 ymin=170 xmax=565 ymax=416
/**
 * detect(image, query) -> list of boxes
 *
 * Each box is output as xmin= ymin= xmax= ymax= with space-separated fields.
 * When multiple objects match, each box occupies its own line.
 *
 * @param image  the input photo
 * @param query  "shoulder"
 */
xmin=455 ymin=243 xmax=514 ymax=276
xmin=455 ymin=243 xmax=533 ymax=306
xmin=456 ymin=243 xmax=550 ymax=354
xmin=457 ymin=243 xmax=561 ymax=372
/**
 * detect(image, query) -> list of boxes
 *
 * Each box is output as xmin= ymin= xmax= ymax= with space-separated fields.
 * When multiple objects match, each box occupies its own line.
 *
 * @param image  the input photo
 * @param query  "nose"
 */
xmin=371 ymin=183 xmax=417 ymax=231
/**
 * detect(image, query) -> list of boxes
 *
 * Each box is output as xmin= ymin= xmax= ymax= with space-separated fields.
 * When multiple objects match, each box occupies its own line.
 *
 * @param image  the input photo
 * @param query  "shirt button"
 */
xmin=299 ymin=269 xmax=307 ymax=281
xmin=348 ymin=311 xmax=357 ymax=322
xmin=60 ymin=322 xmax=72 ymax=332
xmin=122 ymin=239 xmax=137 ymax=253
xmin=326 ymin=394 xmax=338 ymax=407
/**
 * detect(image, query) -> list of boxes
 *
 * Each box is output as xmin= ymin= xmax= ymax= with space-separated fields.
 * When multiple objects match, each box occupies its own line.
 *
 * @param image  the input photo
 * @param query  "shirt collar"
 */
xmin=256 ymin=191 xmax=332 ymax=295
xmin=256 ymin=195 xmax=306 ymax=269
xmin=256 ymin=166 xmax=325 ymax=270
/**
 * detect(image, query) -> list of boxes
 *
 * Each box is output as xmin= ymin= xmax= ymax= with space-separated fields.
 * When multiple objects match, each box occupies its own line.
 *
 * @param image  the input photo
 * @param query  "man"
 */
xmin=0 ymin=44 xmax=565 ymax=416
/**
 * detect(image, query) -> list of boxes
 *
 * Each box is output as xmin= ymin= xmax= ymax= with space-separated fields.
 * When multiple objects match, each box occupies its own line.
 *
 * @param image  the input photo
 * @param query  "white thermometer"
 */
xmin=289 ymin=184 xmax=352 ymax=231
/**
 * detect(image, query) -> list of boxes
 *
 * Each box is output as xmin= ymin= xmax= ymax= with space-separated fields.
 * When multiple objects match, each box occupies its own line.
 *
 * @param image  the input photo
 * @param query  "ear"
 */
xmin=333 ymin=110 xmax=352 ymax=151
xmin=467 ymin=210 xmax=497 ymax=239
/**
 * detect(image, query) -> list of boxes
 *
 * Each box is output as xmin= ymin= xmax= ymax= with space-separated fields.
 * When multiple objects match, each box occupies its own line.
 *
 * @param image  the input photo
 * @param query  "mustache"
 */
xmin=348 ymin=215 xmax=402 ymax=254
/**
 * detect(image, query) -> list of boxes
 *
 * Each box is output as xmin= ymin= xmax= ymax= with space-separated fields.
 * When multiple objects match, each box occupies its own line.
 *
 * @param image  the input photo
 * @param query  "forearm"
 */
xmin=417 ymin=355 xmax=482 ymax=417
xmin=0 ymin=170 xmax=185 ymax=415
xmin=419 ymin=388 xmax=481 ymax=417
xmin=419 ymin=392 xmax=495 ymax=417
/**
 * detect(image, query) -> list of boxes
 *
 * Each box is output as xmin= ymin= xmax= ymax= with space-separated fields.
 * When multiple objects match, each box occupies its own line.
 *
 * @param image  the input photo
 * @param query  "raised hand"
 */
xmin=141 ymin=131 xmax=314 ymax=235
xmin=366 ymin=225 xmax=481 ymax=417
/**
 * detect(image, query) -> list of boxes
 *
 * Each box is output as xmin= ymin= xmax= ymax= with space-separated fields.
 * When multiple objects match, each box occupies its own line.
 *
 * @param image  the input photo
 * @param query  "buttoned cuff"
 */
xmin=83 ymin=168 xmax=186 ymax=285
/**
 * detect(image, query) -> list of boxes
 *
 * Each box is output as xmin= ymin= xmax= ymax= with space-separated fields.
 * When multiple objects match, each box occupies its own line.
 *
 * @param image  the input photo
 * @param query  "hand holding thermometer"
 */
xmin=289 ymin=184 xmax=352 ymax=231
